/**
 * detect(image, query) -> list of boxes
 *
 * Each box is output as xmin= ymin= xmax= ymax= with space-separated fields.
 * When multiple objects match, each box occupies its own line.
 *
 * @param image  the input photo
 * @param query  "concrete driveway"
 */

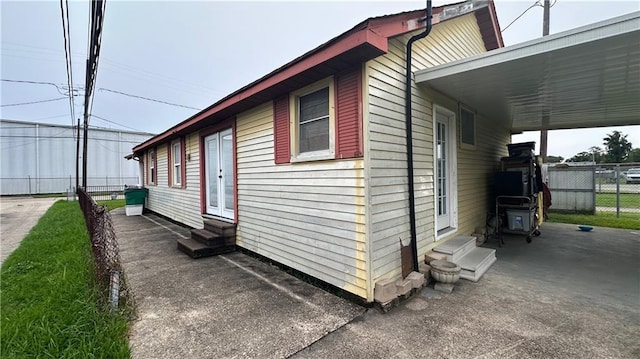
xmin=112 ymin=209 xmax=364 ymax=359
xmin=0 ymin=196 xmax=60 ymax=265
xmin=114 ymin=210 xmax=640 ymax=359
xmin=295 ymin=222 xmax=640 ymax=358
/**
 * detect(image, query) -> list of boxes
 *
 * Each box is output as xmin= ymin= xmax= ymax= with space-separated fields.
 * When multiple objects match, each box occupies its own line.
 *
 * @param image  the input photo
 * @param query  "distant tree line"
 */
xmin=548 ymin=130 xmax=639 ymax=164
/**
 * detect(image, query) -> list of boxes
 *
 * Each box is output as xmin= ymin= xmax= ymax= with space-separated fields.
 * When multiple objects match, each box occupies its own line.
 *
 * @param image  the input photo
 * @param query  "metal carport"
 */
xmin=414 ymin=11 xmax=640 ymax=132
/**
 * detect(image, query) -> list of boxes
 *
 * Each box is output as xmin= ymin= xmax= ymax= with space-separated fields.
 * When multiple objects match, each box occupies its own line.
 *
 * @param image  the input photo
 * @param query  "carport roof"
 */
xmin=415 ymin=11 xmax=640 ymax=132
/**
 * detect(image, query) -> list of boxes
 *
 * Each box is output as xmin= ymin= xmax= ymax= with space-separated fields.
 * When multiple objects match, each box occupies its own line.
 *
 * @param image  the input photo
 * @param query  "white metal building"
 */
xmin=0 ymin=119 xmax=154 ymax=195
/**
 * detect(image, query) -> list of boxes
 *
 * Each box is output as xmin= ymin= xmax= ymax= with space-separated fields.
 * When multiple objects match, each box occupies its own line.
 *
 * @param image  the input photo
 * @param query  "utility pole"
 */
xmin=76 ymin=118 xmax=80 ymax=191
xmin=539 ymin=0 xmax=550 ymax=162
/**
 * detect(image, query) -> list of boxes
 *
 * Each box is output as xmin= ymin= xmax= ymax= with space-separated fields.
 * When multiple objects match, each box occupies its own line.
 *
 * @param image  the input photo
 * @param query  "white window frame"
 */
xmin=289 ymin=77 xmax=335 ymax=162
xmin=459 ymin=104 xmax=476 ymax=150
xmin=172 ymin=140 xmax=182 ymax=187
xmin=148 ymin=149 xmax=156 ymax=185
xmin=432 ymin=105 xmax=458 ymax=240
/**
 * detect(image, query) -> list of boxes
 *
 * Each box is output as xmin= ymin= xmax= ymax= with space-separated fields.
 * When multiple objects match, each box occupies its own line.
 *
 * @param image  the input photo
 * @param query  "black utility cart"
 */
xmin=492 ymin=142 xmax=542 ymax=245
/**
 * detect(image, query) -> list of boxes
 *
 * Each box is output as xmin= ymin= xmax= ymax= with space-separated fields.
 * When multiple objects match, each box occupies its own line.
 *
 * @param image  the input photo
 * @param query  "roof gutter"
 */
xmin=405 ymin=0 xmax=433 ymax=273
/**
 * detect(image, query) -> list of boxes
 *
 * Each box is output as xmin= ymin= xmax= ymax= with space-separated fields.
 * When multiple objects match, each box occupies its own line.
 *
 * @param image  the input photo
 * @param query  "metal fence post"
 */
xmin=615 ymin=164 xmax=620 ymax=218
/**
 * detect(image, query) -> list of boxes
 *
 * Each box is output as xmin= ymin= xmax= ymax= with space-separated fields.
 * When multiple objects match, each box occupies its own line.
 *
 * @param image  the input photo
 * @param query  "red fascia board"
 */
xmin=133 ymin=28 xmax=387 ymax=153
xmin=368 ymin=7 xmax=445 ymax=38
xmin=487 ymin=0 xmax=504 ymax=48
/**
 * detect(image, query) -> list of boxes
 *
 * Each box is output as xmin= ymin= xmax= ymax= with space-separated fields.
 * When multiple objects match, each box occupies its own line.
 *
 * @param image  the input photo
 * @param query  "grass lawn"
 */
xmin=596 ymin=193 xmax=640 ymax=209
xmin=0 ymin=201 xmax=131 ymax=358
xmin=97 ymin=199 xmax=126 ymax=211
xmin=548 ymin=211 xmax=640 ymax=230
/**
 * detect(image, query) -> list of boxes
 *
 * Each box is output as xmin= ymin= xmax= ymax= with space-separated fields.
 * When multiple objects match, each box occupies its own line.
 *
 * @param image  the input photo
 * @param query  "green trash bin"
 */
xmin=124 ymin=186 xmax=148 ymax=216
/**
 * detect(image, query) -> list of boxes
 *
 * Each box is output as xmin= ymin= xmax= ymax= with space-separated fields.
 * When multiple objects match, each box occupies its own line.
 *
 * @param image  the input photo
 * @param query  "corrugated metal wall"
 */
xmin=0 ymin=120 xmax=153 ymax=195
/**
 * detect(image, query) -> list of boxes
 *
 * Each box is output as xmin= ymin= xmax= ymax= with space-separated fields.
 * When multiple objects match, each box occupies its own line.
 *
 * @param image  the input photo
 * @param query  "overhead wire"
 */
xmin=90 ymin=114 xmax=143 ymax=132
xmin=59 ymin=0 xmax=76 ymax=127
xmin=1 ymin=79 xmax=70 ymax=96
xmin=1 ymin=97 xmax=68 ymax=107
xmin=501 ymin=0 xmax=541 ymax=33
xmin=97 ymin=88 xmax=202 ymax=110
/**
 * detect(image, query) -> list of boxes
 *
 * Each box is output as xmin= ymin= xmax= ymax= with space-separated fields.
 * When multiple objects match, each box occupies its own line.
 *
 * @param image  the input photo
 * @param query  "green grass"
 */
xmin=0 ymin=201 xmax=131 ymax=358
xmin=548 ymin=211 xmax=640 ymax=230
xmin=97 ymin=199 xmax=126 ymax=211
xmin=596 ymin=193 xmax=640 ymax=209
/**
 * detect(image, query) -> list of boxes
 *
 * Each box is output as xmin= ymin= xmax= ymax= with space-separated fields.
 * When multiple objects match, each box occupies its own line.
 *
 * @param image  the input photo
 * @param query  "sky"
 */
xmin=1 ymin=0 xmax=639 ymax=159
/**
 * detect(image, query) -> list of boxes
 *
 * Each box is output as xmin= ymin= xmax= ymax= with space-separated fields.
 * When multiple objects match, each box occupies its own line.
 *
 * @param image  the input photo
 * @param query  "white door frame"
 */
xmin=204 ymin=128 xmax=234 ymax=219
xmin=433 ymin=105 xmax=458 ymax=238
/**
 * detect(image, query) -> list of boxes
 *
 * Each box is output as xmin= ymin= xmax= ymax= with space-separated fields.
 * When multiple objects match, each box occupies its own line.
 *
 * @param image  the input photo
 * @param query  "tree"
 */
xmin=567 ymin=151 xmax=592 ymax=162
xmin=603 ymin=130 xmax=632 ymax=163
xmin=628 ymin=148 xmax=640 ymax=163
xmin=546 ymin=155 xmax=564 ymax=163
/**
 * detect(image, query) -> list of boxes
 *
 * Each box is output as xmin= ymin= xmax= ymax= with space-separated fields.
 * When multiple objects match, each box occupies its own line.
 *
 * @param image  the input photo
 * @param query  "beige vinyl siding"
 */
xmin=145 ymin=133 xmax=203 ymax=229
xmin=455 ymin=113 xmax=509 ymax=236
xmin=236 ymin=101 xmax=368 ymax=300
xmin=367 ymin=13 xmax=489 ymax=282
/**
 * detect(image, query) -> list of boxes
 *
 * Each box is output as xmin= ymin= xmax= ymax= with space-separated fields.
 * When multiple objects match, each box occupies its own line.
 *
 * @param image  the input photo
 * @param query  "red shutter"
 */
xmin=273 ymin=96 xmax=290 ymax=164
xmin=335 ymin=67 xmax=363 ymax=159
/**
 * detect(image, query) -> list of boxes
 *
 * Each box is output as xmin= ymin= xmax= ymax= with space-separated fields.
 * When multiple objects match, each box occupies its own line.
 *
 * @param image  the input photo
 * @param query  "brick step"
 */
xmin=433 ymin=236 xmax=477 ymax=263
xmin=191 ymin=228 xmax=234 ymax=246
xmin=177 ymin=237 xmax=235 ymax=259
xmin=203 ymin=218 xmax=236 ymax=237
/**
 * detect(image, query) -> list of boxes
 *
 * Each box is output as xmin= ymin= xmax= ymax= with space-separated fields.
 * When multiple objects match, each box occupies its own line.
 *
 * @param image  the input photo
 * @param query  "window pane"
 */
xmin=300 ymin=118 xmax=329 ymax=153
xmin=300 ymin=88 xmax=329 ymax=124
xmin=461 ymin=108 xmax=475 ymax=145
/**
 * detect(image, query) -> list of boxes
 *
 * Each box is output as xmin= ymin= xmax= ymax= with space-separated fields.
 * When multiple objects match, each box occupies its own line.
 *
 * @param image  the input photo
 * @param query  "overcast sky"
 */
xmin=1 ymin=0 xmax=638 ymax=159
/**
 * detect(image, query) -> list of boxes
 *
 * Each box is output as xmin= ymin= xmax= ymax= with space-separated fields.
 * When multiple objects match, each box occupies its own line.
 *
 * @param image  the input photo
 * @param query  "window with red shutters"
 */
xmin=335 ymin=68 xmax=363 ymax=159
xmin=273 ymin=96 xmax=290 ymax=164
xmin=274 ymin=68 xmax=363 ymax=164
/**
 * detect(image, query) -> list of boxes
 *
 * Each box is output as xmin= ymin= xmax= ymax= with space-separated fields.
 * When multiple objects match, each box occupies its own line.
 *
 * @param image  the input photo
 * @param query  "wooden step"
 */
xmin=433 ymin=236 xmax=477 ymax=263
xmin=203 ymin=218 xmax=236 ymax=237
xmin=457 ymin=247 xmax=497 ymax=282
xmin=191 ymin=228 xmax=226 ymax=246
xmin=177 ymin=237 xmax=235 ymax=259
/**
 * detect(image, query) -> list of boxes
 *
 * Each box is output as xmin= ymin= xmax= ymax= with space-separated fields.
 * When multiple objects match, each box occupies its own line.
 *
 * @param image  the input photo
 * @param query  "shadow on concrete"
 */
xmin=112 ymin=209 xmax=365 ymax=359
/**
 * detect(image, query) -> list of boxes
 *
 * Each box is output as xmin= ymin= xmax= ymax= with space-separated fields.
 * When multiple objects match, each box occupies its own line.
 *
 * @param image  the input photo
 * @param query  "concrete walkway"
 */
xmin=112 ymin=209 xmax=364 ymax=359
xmin=114 ymin=210 xmax=640 ymax=359
xmin=0 ymin=196 xmax=60 ymax=265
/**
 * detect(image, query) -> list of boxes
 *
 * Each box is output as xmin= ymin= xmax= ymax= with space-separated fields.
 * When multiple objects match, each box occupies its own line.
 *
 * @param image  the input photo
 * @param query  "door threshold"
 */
xmin=202 ymin=214 xmax=234 ymax=223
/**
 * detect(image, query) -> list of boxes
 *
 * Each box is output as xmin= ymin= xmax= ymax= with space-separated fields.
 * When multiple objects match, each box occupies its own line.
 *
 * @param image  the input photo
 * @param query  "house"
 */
xmin=130 ymin=0 xmax=508 ymax=302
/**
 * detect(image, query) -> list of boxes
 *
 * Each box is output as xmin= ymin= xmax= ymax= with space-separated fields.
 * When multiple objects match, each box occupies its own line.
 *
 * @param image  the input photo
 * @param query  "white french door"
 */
xmin=204 ymin=129 xmax=234 ymax=219
xmin=434 ymin=107 xmax=457 ymax=233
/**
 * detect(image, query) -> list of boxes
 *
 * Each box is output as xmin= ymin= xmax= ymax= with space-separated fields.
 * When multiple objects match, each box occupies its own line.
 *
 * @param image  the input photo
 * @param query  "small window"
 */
xmin=172 ymin=141 xmax=182 ymax=186
xmin=460 ymin=106 xmax=475 ymax=148
xmin=299 ymin=88 xmax=330 ymax=153
xmin=149 ymin=149 xmax=156 ymax=185
xmin=290 ymin=77 xmax=334 ymax=162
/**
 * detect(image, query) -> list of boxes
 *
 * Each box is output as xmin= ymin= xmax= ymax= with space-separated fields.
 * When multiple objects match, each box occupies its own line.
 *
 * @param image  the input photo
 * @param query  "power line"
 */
xmin=1 ymin=97 xmax=68 ymax=107
xmin=501 ymin=1 xmax=541 ymax=33
xmin=0 ymin=79 xmax=73 ymax=96
xmin=97 ymin=88 xmax=202 ymax=110
xmin=91 ymin=114 xmax=142 ymax=132
xmin=59 ymin=0 xmax=76 ymax=127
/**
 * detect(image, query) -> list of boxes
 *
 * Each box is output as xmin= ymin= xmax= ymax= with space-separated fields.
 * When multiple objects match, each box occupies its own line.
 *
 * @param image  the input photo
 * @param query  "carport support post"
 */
xmin=615 ymin=164 xmax=620 ymax=218
xmin=539 ymin=0 xmax=551 ymax=162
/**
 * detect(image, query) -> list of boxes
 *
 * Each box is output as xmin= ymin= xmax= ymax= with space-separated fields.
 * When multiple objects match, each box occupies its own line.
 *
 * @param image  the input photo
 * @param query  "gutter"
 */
xmin=405 ymin=0 xmax=433 ymax=272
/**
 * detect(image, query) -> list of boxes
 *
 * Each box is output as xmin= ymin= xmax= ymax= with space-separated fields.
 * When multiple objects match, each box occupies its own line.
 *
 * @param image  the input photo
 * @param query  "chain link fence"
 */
xmin=545 ymin=163 xmax=640 ymax=216
xmin=77 ymin=187 xmax=131 ymax=310
xmin=0 ymin=176 xmax=139 ymax=196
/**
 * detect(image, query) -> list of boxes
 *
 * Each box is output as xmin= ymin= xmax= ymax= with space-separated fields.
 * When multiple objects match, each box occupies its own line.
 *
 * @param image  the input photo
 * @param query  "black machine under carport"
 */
xmin=491 ymin=142 xmax=542 ymax=244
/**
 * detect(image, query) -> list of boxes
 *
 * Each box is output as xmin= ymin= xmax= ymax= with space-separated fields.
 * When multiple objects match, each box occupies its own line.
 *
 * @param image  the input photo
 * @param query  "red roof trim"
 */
xmin=134 ymin=28 xmax=387 ymax=153
xmin=133 ymin=2 xmax=502 ymax=153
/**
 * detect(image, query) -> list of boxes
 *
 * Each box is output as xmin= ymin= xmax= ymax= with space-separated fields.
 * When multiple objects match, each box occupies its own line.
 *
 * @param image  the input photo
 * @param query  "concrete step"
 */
xmin=203 ymin=218 xmax=236 ymax=237
xmin=191 ymin=228 xmax=229 ymax=246
xmin=177 ymin=237 xmax=235 ymax=259
xmin=457 ymin=247 xmax=497 ymax=282
xmin=433 ymin=236 xmax=477 ymax=263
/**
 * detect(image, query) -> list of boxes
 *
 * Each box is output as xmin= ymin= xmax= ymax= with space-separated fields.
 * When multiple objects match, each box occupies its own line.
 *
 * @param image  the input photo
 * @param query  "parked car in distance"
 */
xmin=625 ymin=168 xmax=640 ymax=184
